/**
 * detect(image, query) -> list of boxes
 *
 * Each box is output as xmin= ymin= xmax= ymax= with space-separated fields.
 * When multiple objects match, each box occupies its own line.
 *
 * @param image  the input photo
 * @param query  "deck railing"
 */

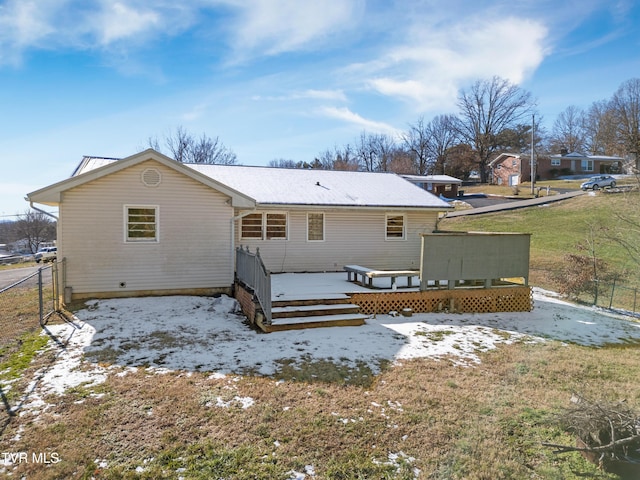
xmin=235 ymin=246 xmax=272 ymax=323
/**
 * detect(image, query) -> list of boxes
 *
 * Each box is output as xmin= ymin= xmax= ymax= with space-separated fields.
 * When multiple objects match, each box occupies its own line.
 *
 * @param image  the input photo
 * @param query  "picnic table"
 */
xmin=344 ymin=265 xmax=419 ymax=289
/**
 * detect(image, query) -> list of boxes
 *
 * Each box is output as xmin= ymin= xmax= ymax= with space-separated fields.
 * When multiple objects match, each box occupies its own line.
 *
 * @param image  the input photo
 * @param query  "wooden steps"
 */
xmin=258 ymin=295 xmax=369 ymax=333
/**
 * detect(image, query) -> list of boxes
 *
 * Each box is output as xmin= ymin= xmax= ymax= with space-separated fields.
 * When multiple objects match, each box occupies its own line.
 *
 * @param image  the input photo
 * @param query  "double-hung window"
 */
xmin=126 ymin=206 xmax=158 ymax=242
xmin=386 ymin=214 xmax=405 ymax=240
xmin=581 ymin=159 xmax=594 ymax=172
xmin=307 ymin=213 xmax=324 ymax=241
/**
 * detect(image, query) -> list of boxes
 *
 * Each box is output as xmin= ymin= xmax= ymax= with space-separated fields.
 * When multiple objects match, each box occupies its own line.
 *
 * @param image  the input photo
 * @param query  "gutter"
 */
xmin=26 ymin=198 xmax=59 ymax=221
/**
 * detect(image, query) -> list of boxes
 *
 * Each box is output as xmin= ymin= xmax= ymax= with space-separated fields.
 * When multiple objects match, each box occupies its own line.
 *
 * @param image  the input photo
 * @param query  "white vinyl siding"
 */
xmin=307 ymin=212 xmax=324 ymax=241
xmin=236 ymin=209 xmax=438 ymax=272
xmin=125 ymin=206 xmax=158 ymax=242
xmin=386 ymin=214 xmax=405 ymax=240
xmin=59 ymin=160 xmax=234 ymax=295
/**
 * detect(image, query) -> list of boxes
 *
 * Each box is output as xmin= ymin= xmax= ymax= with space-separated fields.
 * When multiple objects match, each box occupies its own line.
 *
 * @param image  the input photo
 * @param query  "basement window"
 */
xmin=126 ymin=206 xmax=158 ymax=242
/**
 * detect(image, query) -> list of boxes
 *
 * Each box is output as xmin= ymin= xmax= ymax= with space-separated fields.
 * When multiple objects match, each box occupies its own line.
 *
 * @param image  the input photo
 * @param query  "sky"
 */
xmin=1 ymin=0 xmax=639 ymax=217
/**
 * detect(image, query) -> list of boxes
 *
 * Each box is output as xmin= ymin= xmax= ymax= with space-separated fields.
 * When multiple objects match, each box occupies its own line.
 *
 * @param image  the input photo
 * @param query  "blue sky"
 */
xmin=1 ymin=0 xmax=639 ymax=217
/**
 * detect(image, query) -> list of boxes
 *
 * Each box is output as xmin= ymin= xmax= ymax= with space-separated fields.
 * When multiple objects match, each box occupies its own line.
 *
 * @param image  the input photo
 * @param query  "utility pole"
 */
xmin=530 ymin=114 xmax=536 ymax=195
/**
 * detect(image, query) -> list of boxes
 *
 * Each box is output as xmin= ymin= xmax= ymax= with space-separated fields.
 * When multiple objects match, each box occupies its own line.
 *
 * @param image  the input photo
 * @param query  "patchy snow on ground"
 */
xmin=16 ymin=286 xmax=640 ymax=419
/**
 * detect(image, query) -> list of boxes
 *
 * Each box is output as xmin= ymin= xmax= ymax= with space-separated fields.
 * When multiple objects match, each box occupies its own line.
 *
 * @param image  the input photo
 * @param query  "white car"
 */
xmin=580 ymin=175 xmax=616 ymax=190
xmin=35 ymin=247 xmax=57 ymax=263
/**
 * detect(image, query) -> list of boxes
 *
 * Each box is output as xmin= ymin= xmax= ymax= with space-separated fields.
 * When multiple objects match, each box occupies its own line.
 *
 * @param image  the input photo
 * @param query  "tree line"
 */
xmin=148 ymin=76 xmax=640 ymax=184
xmin=268 ymin=76 xmax=640 ymax=183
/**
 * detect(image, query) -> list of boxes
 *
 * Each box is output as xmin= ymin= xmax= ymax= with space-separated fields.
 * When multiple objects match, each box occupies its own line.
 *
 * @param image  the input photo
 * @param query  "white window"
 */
xmin=241 ymin=212 xmax=288 ymax=240
xmin=386 ymin=214 xmax=405 ymax=240
xmin=307 ymin=213 xmax=324 ymax=241
xmin=266 ymin=213 xmax=287 ymax=239
xmin=581 ymin=159 xmax=594 ymax=172
xmin=241 ymin=213 xmax=263 ymax=239
xmin=551 ymin=158 xmax=561 ymax=166
xmin=125 ymin=206 xmax=158 ymax=242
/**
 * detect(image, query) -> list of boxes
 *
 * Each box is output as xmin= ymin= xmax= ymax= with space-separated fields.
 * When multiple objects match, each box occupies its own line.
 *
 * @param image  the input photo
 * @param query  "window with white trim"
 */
xmin=241 ymin=213 xmax=263 ymax=239
xmin=266 ymin=213 xmax=287 ymax=239
xmin=581 ymin=159 xmax=594 ymax=172
xmin=551 ymin=158 xmax=561 ymax=166
xmin=126 ymin=206 xmax=158 ymax=242
xmin=386 ymin=214 xmax=405 ymax=240
xmin=241 ymin=212 xmax=288 ymax=240
xmin=307 ymin=212 xmax=324 ymax=241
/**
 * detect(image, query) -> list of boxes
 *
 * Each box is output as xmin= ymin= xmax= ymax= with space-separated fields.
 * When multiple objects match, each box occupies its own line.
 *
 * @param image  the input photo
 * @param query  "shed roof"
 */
xmin=401 ymin=174 xmax=463 ymax=185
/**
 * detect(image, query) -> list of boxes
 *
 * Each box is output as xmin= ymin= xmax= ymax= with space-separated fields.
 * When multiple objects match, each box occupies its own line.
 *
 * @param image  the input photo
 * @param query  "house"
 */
xmin=26 ymin=149 xmax=453 ymax=301
xmin=401 ymin=174 xmax=463 ymax=198
xmin=489 ymin=151 xmax=625 ymax=184
xmin=489 ymin=153 xmax=531 ymax=186
xmin=548 ymin=152 xmax=624 ymax=176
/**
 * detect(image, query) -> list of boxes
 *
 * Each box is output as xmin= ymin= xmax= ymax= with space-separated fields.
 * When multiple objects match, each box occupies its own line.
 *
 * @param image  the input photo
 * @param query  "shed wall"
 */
xmin=59 ymin=160 xmax=234 ymax=297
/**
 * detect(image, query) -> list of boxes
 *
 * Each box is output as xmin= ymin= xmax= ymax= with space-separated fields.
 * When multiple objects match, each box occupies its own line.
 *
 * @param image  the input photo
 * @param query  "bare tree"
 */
xmin=583 ymin=100 xmax=618 ymax=156
xmin=610 ymin=78 xmax=640 ymax=171
xmin=402 ymin=116 xmax=431 ymax=175
xmin=550 ymin=106 xmax=586 ymax=153
xmin=149 ymin=126 xmax=237 ymax=165
xmin=403 ymin=115 xmax=459 ymax=175
xmin=13 ymin=211 xmax=56 ymax=254
xmin=353 ymin=132 xmax=399 ymax=172
xmin=456 ymin=76 xmax=534 ymax=182
xmin=268 ymin=158 xmax=301 ymax=168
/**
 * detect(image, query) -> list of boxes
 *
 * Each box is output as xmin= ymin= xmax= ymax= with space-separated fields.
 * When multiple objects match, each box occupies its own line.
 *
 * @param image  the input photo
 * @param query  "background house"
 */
xmin=490 ymin=151 xmax=625 ymax=184
xmin=27 ymin=150 xmax=452 ymax=300
xmin=548 ymin=152 xmax=624 ymax=176
xmin=489 ymin=153 xmax=532 ymax=186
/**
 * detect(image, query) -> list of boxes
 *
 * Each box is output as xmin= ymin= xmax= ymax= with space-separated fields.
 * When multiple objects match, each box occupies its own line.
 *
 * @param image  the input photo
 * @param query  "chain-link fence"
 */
xmin=594 ymin=279 xmax=639 ymax=316
xmin=0 ymin=262 xmax=62 ymax=365
xmin=531 ymin=267 xmax=639 ymax=317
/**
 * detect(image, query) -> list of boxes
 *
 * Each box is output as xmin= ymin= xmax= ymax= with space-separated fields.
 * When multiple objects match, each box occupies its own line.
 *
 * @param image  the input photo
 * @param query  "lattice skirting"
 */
xmin=350 ymin=286 xmax=533 ymax=314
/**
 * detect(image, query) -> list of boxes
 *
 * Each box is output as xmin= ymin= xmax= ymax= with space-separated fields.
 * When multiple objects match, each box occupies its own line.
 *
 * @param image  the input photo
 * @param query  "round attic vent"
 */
xmin=141 ymin=168 xmax=162 ymax=187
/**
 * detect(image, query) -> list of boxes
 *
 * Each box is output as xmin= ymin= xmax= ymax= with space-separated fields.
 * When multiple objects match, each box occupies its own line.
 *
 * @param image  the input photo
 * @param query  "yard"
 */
xmin=1 ymin=282 xmax=640 ymax=479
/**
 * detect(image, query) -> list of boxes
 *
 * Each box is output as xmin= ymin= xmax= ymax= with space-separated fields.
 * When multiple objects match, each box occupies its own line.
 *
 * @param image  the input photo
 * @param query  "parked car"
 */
xmin=580 ymin=175 xmax=616 ymax=191
xmin=35 ymin=247 xmax=57 ymax=263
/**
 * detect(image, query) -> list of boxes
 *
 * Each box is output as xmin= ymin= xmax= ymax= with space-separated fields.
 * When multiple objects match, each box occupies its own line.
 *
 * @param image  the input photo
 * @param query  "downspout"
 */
xmin=230 ymin=209 xmax=256 ymax=281
xmin=27 ymin=199 xmax=59 ymax=221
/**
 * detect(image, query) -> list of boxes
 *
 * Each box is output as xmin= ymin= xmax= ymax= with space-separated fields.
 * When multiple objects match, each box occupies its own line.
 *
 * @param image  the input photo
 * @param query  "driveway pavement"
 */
xmin=0 ymin=265 xmax=43 ymax=290
xmin=446 ymin=190 xmax=586 ymax=217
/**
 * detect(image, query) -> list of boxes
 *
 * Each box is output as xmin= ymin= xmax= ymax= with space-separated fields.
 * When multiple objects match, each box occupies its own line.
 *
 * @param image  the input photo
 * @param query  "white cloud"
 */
xmin=253 ymin=89 xmax=348 ymax=102
xmin=351 ymin=14 xmax=548 ymax=111
xmin=220 ymin=0 xmax=364 ymax=57
xmin=317 ymin=106 xmax=399 ymax=136
xmin=94 ymin=1 xmax=162 ymax=45
xmin=0 ymin=0 xmax=196 ymax=65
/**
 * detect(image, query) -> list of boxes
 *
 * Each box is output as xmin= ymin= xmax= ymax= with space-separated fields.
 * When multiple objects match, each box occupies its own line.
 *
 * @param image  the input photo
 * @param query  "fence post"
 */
xmin=38 ymin=268 xmax=44 ymax=327
xmin=609 ymin=277 xmax=616 ymax=309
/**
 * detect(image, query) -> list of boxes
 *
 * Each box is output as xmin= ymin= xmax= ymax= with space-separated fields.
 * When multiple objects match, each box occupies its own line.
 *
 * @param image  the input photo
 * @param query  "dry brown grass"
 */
xmin=2 ymin=338 xmax=638 ymax=479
